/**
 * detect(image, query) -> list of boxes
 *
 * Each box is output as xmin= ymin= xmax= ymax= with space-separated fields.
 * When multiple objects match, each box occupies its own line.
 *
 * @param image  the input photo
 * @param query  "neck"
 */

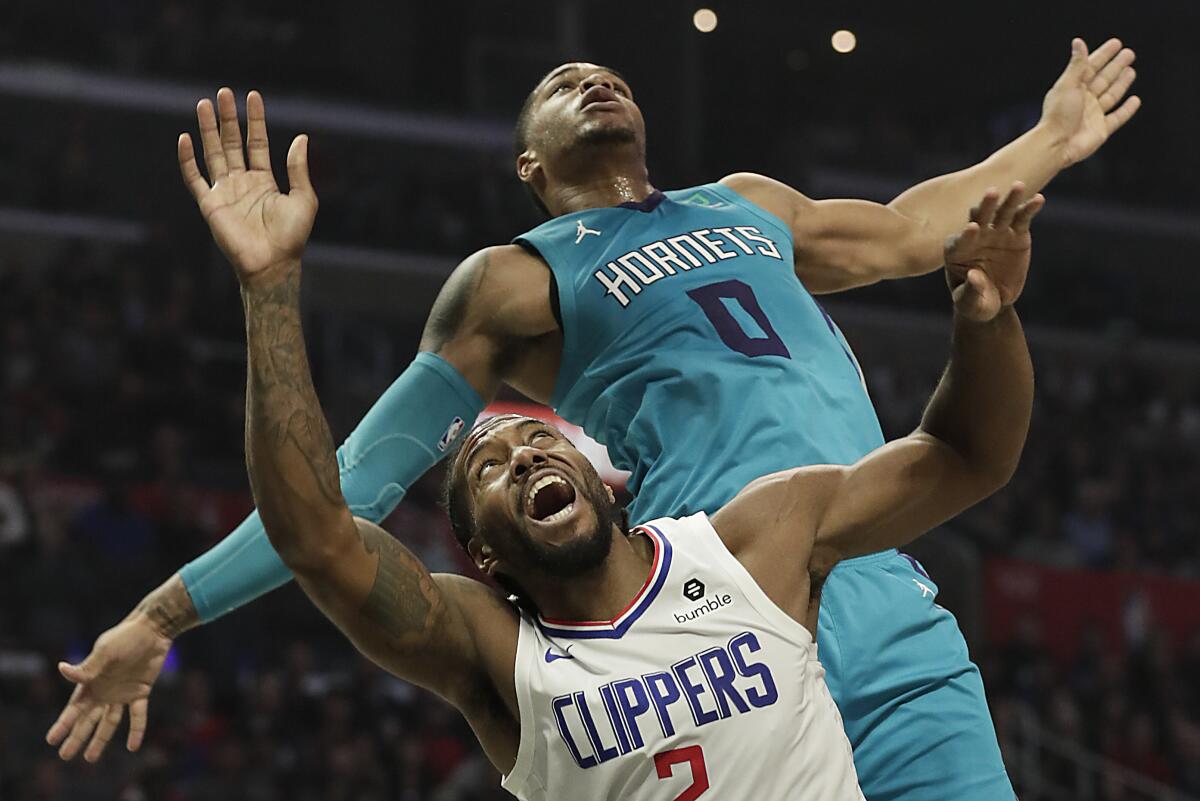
xmin=540 ymin=148 xmax=656 ymax=216
xmin=526 ymin=528 xmax=655 ymax=622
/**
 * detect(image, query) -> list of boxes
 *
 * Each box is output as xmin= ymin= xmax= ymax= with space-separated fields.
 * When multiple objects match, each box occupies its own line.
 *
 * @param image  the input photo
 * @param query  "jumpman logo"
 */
xmin=574 ymin=219 xmax=602 ymax=244
xmin=913 ymin=579 xmax=935 ymax=599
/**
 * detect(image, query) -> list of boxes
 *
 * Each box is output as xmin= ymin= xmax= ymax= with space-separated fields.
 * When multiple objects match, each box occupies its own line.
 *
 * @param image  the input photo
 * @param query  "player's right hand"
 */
xmin=179 ymin=88 xmax=317 ymax=286
xmin=943 ymin=182 xmax=1044 ymax=322
xmin=44 ymin=613 xmax=172 ymax=762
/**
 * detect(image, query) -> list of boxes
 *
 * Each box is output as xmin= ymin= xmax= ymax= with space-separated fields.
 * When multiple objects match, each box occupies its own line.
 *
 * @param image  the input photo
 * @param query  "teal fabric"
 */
xmin=180 ymin=352 xmax=483 ymax=622
xmin=514 ymin=183 xmax=884 ymax=523
xmin=818 ymin=551 xmax=1016 ymax=800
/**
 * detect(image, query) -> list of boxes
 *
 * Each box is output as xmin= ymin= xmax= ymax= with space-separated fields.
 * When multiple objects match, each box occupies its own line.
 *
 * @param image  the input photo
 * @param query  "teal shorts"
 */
xmin=817 ymin=549 xmax=1015 ymax=801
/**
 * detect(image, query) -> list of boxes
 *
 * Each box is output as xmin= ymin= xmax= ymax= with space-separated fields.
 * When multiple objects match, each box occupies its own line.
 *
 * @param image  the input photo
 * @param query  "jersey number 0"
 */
xmin=687 ymin=280 xmax=790 ymax=359
xmin=689 ymin=278 xmax=864 ymax=385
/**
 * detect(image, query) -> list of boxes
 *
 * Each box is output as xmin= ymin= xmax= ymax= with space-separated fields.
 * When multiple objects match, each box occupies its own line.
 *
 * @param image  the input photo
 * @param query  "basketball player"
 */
xmin=64 ymin=145 xmax=1040 ymax=800
xmin=49 ymin=38 xmax=1133 ymax=801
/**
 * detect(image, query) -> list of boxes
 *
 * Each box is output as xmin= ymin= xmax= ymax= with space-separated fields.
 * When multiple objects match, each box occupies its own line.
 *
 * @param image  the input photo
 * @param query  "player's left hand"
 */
xmin=944 ymin=183 xmax=1044 ymax=322
xmin=1040 ymin=37 xmax=1141 ymax=167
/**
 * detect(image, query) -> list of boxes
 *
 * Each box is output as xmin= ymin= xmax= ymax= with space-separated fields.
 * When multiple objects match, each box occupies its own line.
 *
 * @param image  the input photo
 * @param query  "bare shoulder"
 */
xmin=708 ymin=466 xmax=846 ymax=629
xmin=719 ymin=171 xmax=792 ymax=196
xmin=421 ymin=245 xmax=556 ymax=352
xmin=434 ymin=573 xmax=521 ymax=631
xmin=719 ymin=172 xmax=812 ymax=222
xmin=709 ymin=465 xmax=844 ymax=559
xmin=433 ymin=573 xmax=520 ymax=671
xmin=432 ymin=573 xmax=522 ymax=718
xmin=470 ymin=243 xmax=551 ymax=287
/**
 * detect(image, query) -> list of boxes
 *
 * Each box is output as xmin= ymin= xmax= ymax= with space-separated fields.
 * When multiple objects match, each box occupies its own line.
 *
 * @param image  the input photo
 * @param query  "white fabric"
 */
xmin=502 ymin=512 xmax=864 ymax=801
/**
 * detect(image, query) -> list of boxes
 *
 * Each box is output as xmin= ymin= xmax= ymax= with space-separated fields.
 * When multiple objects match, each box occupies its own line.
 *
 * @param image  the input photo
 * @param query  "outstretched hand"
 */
xmin=179 ymin=89 xmax=317 ymax=284
xmin=44 ymin=615 xmax=172 ymax=762
xmin=944 ymin=183 xmax=1044 ymax=322
xmin=1041 ymin=37 xmax=1141 ymax=166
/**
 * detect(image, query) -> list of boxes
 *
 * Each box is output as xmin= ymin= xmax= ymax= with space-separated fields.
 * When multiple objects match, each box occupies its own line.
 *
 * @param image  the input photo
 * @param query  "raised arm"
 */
xmin=238 ymin=257 xmax=510 ymax=696
xmin=200 ymin=103 xmax=520 ymax=747
xmin=50 ymin=89 xmax=549 ymax=762
xmin=722 ymin=37 xmax=1138 ymax=293
xmin=716 ymin=185 xmax=1040 ymax=577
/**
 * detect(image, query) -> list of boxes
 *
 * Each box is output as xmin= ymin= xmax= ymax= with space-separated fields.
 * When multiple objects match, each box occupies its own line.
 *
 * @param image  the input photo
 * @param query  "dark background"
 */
xmin=1 ymin=2 xmax=1198 ymax=800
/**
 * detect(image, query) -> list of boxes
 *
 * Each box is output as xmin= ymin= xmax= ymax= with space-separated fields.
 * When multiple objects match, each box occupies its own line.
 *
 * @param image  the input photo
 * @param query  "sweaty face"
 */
xmin=522 ymin=63 xmax=646 ymax=161
xmin=458 ymin=416 xmax=619 ymax=582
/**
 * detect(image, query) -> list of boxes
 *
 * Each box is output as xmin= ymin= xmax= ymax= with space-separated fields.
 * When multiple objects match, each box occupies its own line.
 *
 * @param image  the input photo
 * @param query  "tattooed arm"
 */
xmin=240 ymin=264 xmax=521 ymax=766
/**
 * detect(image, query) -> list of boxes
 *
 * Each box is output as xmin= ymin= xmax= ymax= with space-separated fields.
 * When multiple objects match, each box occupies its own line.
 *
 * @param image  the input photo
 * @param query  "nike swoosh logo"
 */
xmin=544 ymin=647 xmax=574 ymax=663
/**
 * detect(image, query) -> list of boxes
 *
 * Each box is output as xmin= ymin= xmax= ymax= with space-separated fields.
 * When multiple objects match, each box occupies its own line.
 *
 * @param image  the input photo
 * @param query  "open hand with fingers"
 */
xmin=944 ymin=182 xmax=1044 ymax=322
xmin=43 ymin=615 xmax=172 ymax=762
xmin=179 ymin=88 xmax=317 ymax=285
xmin=1041 ymin=37 xmax=1142 ymax=167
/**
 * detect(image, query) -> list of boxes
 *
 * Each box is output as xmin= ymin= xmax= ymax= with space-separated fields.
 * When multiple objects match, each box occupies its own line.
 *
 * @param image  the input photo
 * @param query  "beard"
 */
xmin=509 ymin=470 xmax=619 ymax=579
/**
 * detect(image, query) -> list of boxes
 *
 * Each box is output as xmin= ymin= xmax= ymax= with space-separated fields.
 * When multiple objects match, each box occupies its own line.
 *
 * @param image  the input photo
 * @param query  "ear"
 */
xmin=467 ymin=537 xmax=499 ymax=575
xmin=516 ymin=150 xmax=540 ymax=185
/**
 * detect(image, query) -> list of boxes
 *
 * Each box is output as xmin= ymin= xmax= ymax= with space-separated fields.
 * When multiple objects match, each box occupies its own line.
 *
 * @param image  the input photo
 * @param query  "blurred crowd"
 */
xmin=867 ymin=343 xmax=1200 ymax=576
xmin=987 ymin=618 xmax=1200 ymax=799
xmin=0 ymin=100 xmax=534 ymax=259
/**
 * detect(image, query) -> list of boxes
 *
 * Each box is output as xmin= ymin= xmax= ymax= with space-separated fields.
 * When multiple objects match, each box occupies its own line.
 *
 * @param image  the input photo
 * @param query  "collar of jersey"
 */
xmin=616 ymin=190 xmax=666 ymax=213
xmin=537 ymin=524 xmax=673 ymax=640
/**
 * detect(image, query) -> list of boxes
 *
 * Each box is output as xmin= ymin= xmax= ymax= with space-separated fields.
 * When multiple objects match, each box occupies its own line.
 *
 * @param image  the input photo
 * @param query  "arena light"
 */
xmin=693 ymin=8 xmax=718 ymax=33
xmin=831 ymin=29 xmax=857 ymax=54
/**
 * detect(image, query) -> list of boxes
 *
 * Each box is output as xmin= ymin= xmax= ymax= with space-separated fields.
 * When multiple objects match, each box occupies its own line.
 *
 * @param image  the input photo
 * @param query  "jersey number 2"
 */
xmin=687 ymin=279 xmax=791 ymax=359
xmin=654 ymin=745 xmax=709 ymax=801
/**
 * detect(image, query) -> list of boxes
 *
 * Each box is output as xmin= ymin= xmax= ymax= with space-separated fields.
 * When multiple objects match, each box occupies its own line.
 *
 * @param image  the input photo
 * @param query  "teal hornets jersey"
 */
xmin=514 ymin=183 xmax=885 ymax=523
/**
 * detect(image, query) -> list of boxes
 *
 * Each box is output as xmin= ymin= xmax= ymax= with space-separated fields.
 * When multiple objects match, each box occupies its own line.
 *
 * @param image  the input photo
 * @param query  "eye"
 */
xmin=531 ymin=430 xmax=554 ymax=443
xmin=613 ymin=85 xmax=629 ymax=97
xmin=551 ymin=81 xmax=572 ymax=95
xmin=476 ymin=458 xmax=500 ymax=478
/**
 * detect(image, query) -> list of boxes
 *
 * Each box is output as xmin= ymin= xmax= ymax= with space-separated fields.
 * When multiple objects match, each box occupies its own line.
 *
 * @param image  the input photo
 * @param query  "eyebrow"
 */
xmin=463 ymin=418 xmax=546 ymax=474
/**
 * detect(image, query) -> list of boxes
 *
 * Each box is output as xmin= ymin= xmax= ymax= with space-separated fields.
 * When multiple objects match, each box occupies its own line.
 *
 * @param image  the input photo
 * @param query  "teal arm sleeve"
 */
xmin=179 ymin=352 xmax=485 ymax=623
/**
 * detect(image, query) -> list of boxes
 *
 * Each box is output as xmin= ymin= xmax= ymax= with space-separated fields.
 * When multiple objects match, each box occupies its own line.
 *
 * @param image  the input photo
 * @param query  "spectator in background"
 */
xmin=0 ymin=473 xmax=32 ymax=552
xmin=1065 ymin=479 xmax=1116 ymax=568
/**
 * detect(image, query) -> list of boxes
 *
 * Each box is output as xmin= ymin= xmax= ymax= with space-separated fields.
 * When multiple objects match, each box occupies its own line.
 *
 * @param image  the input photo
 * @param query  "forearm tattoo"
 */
xmin=242 ymin=270 xmax=343 ymax=511
xmin=357 ymin=523 xmax=441 ymax=647
xmin=135 ymin=575 xmax=199 ymax=639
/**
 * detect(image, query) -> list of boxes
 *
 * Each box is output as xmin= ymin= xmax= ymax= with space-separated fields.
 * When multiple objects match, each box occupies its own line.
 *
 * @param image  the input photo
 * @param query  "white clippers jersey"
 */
xmin=502 ymin=513 xmax=864 ymax=801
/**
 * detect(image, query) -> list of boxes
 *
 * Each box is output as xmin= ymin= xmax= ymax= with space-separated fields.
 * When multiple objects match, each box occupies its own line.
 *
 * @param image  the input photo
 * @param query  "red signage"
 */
xmin=985 ymin=558 xmax=1200 ymax=660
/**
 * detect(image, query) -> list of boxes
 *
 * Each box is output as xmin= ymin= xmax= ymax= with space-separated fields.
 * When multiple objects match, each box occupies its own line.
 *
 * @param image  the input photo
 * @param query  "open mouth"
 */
xmin=525 ymin=473 xmax=578 ymax=524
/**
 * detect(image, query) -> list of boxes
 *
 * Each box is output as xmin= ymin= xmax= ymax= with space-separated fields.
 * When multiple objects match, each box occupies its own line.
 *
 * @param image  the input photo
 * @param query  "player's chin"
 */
xmin=575 ymin=116 xmax=638 ymax=146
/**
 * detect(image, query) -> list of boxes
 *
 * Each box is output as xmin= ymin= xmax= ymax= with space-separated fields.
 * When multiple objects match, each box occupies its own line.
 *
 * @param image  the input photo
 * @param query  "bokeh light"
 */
xmin=832 ymin=29 xmax=857 ymax=53
xmin=693 ymin=8 xmax=718 ymax=33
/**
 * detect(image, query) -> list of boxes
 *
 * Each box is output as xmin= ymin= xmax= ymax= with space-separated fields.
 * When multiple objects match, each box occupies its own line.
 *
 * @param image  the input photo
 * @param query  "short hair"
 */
xmin=439 ymin=415 xmax=529 ymax=553
xmin=441 ymin=440 xmax=474 ymax=553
